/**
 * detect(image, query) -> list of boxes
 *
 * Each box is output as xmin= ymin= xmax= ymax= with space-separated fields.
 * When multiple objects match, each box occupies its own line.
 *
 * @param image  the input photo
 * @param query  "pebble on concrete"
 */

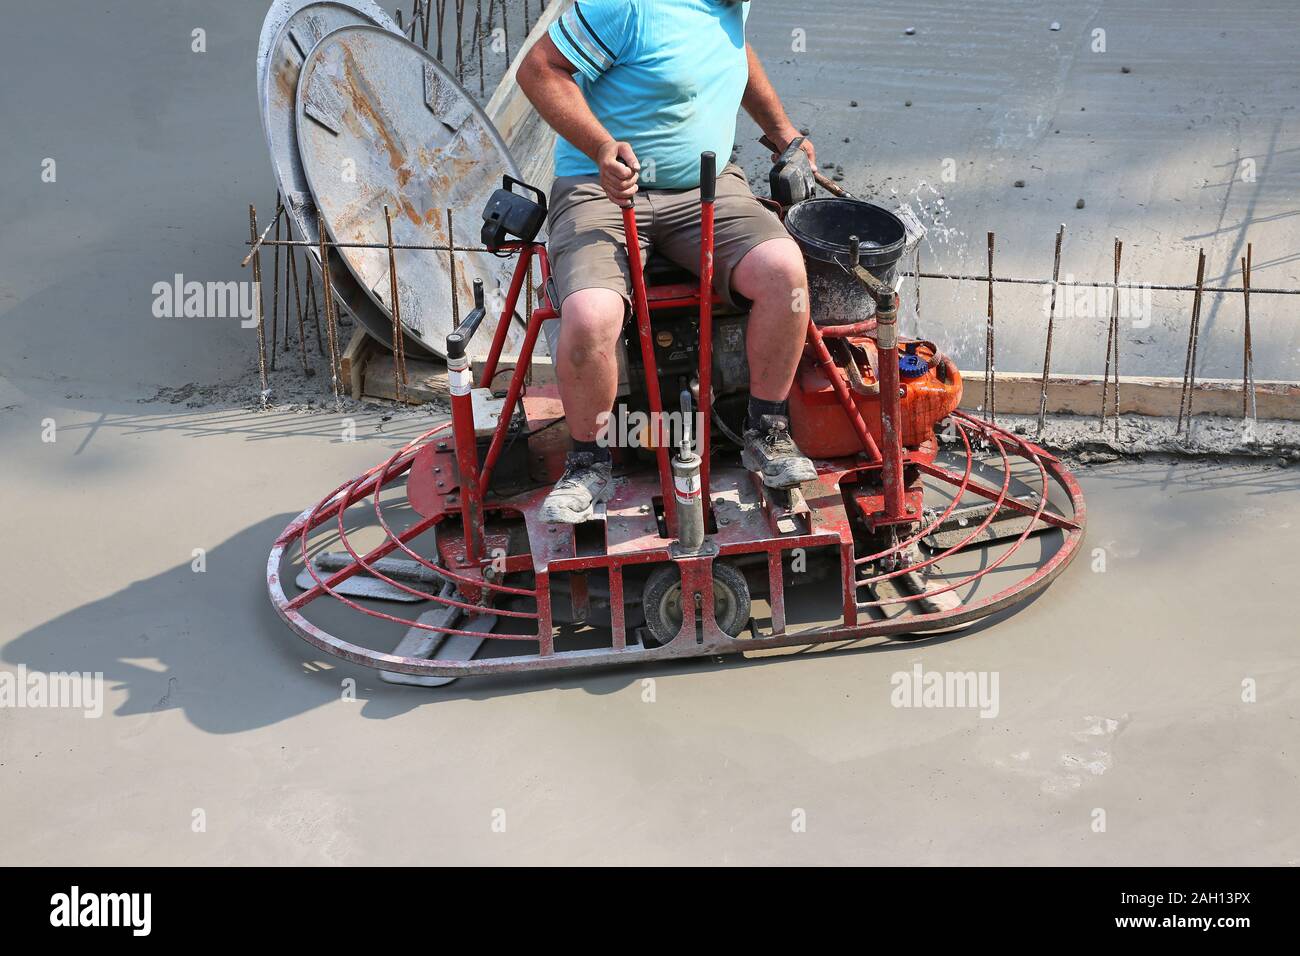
xmin=1014 ymin=179 xmax=1026 ymax=188
xmin=1076 ymin=198 xmax=1086 ymax=209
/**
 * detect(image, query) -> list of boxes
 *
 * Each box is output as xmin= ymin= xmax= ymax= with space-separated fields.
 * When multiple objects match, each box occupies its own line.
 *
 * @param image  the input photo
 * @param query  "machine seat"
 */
xmin=643 ymin=254 xmax=698 ymax=288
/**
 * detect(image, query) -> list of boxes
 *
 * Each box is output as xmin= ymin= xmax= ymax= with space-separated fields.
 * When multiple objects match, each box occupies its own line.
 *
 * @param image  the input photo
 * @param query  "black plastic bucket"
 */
xmin=785 ymin=198 xmax=907 ymax=325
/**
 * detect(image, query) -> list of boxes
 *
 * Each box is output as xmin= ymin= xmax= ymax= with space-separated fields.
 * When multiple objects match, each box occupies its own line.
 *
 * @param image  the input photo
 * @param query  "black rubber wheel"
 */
xmin=642 ymin=561 xmax=752 ymax=646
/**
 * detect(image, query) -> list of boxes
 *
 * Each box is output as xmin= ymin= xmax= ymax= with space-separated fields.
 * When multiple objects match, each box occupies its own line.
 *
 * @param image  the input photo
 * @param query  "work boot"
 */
xmin=741 ymin=414 xmax=818 ymax=489
xmin=539 ymin=452 xmax=613 ymax=524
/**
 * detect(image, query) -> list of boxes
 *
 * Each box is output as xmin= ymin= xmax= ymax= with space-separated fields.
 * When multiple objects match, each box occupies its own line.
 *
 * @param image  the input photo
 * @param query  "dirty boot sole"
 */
xmin=741 ymin=447 xmax=818 ymax=489
xmin=538 ymin=483 xmax=613 ymax=524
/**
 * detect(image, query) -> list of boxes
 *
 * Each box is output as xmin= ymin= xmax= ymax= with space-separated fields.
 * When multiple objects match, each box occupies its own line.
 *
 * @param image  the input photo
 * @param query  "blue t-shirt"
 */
xmin=549 ymin=0 xmax=751 ymax=189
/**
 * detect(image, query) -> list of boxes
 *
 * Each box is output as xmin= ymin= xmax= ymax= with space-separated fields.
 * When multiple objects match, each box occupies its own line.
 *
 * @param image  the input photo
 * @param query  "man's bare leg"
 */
xmin=540 ymin=287 xmax=624 ymax=523
xmin=555 ymin=287 xmax=625 ymax=440
xmin=730 ymin=236 xmax=817 ymax=488
xmin=731 ymin=237 xmax=809 ymax=401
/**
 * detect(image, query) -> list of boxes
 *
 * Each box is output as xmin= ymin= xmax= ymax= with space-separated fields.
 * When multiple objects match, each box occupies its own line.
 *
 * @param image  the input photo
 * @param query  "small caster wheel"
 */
xmin=642 ymin=561 xmax=751 ymax=647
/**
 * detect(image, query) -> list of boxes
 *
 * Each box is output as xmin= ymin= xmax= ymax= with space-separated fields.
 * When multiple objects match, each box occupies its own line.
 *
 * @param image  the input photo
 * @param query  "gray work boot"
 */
xmin=539 ymin=452 xmax=613 ymax=523
xmin=741 ymin=414 xmax=818 ymax=489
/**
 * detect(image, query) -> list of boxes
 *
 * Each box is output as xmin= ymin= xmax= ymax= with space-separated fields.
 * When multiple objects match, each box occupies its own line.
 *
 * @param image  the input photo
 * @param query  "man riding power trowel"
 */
xmin=519 ymin=0 xmax=818 ymax=523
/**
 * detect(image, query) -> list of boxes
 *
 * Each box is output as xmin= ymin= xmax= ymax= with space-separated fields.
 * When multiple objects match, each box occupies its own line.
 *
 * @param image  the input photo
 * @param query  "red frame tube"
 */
xmin=448 ymin=358 xmax=484 ymax=564
xmin=479 ymin=242 xmax=534 ymax=387
xmin=697 ymin=180 xmax=716 ymax=510
xmin=477 ymin=301 xmax=549 ymax=498
xmin=622 ymin=203 xmax=678 ymax=533
xmin=804 ymin=319 xmax=883 ymax=463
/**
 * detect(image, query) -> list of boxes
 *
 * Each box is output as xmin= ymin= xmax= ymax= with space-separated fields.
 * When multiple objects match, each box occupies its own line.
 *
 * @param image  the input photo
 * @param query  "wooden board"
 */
xmin=957 ymin=370 xmax=1300 ymax=421
xmin=363 ymin=354 xmax=449 ymax=404
xmin=340 ymin=326 xmax=371 ymax=400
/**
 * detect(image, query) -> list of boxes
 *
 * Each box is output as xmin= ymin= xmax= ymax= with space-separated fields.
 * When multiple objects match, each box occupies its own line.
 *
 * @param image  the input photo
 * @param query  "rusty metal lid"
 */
xmin=257 ymin=1 xmax=431 ymax=357
xmin=256 ymin=0 xmax=400 ymax=101
xmin=295 ymin=24 xmax=528 ymax=361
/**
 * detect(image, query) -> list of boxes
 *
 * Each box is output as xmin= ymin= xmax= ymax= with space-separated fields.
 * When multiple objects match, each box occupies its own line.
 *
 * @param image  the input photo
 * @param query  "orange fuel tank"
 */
xmin=788 ymin=337 xmax=963 ymax=458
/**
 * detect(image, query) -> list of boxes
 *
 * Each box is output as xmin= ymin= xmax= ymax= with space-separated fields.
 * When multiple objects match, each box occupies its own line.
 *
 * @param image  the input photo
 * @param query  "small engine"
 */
xmin=788 ymin=336 xmax=962 ymax=456
xmin=621 ymin=304 xmax=751 ymax=448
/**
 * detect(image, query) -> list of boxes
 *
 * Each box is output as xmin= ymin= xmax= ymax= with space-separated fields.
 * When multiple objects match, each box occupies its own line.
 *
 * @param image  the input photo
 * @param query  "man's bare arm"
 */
xmin=517 ymin=34 xmax=640 ymax=204
xmin=741 ymin=43 xmax=816 ymax=168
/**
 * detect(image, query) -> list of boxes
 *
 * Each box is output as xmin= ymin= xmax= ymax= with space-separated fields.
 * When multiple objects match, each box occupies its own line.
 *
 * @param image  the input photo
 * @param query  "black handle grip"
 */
xmin=445 ymin=279 xmax=487 ymax=360
xmin=700 ymin=151 xmax=716 ymax=203
xmin=503 ymin=175 xmax=547 ymax=217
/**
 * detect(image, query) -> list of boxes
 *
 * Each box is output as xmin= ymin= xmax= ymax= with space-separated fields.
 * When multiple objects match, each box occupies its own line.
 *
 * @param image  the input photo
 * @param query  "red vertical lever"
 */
xmin=622 ymin=201 xmax=678 ymax=534
xmin=446 ymin=299 xmax=485 ymax=565
xmin=697 ymin=151 xmax=716 ymax=515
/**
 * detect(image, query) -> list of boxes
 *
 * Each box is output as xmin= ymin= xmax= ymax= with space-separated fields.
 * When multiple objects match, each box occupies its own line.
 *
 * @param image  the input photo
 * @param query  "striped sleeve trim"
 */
xmin=550 ymin=4 xmax=617 ymax=82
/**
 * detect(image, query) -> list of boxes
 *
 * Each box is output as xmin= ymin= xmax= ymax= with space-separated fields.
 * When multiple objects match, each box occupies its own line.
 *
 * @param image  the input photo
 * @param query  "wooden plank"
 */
xmin=363 ymin=354 xmax=448 ymax=404
xmin=339 ymin=327 xmax=371 ymax=400
xmin=957 ymin=370 xmax=1300 ymax=421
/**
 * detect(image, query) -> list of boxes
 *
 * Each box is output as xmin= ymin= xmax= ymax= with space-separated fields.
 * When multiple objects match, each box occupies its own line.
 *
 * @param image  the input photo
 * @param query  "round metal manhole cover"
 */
xmin=257 ymin=1 xmax=432 ymax=357
xmin=296 ymin=24 xmax=529 ymax=361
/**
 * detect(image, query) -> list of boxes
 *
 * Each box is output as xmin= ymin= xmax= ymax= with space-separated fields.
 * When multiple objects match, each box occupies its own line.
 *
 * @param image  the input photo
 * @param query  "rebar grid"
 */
xmin=244 ymin=209 xmax=1280 ymax=428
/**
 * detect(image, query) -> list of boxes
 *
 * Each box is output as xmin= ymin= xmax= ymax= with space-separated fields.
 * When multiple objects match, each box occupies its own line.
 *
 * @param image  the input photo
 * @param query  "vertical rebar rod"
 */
xmin=1036 ymin=223 xmax=1066 ymax=435
xmin=984 ymin=231 xmax=995 ymax=423
xmin=435 ymin=0 xmax=445 ymax=57
xmin=281 ymin=211 xmax=293 ymax=355
xmin=1100 ymin=237 xmax=1122 ymax=435
xmin=249 ymin=205 xmax=270 ymax=399
xmin=1186 ymin=249 xmax=1208 ymax=431
xmin=502 ymin=0 xmax=511 ymax=64
xmin=912 ymin=243 xmax=921 ymax=337
xmin=317 ymin=213 xmax=343 ymax=405
xmin=1112 ymin=243 xmax=1122 ymax=438
xmin=475 ymin=0 xmax=485 ymax=95
xmin=270 ymin=197 xmax=282 ymax=369
xmin=1242 ymin=242 xmax=1256 ymax=423
xmin=525 ymin=252 xmax=534 ymax=364
xmin=289 ymin=233 xmax=308 ymax=375
xmin=447 ymin=209 xmax=460 ymax=330
xmin=306 ymin=267 xmax=323 ymax=354
xmin=455 ymin=0 xmax=466 ymax=81
xmin=1111 ymin=239 xmax=1123 ymax=438
xmin=1177 ymin=249 xmax=1207 ymax=434
xmin=384 ymin=205 xmax=409 ymax=403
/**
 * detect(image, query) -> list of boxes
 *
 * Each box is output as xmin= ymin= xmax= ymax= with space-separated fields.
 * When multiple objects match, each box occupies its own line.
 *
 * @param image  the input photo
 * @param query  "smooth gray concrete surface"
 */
xmin=2 ymin=379 xmax=1298 ymax=864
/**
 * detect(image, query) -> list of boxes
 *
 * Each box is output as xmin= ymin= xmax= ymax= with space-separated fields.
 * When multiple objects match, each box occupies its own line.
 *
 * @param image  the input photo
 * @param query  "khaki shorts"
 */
xmin=546 ymin=163 xmax=790 ymax=312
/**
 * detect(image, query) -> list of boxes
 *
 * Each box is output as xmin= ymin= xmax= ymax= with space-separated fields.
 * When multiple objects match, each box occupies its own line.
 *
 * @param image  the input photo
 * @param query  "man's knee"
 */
xmin=733 ymin=238 xmax=807 ymax=306
xmin=558 ymin=287 xmax=626 ymax=367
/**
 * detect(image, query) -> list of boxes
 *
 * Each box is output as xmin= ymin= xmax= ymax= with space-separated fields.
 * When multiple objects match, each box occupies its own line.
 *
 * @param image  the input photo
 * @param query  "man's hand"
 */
xmin=597 ymin=140 xmax=641 ymax=206
xmin=770 ymin=128 xmax=817 ymax=172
